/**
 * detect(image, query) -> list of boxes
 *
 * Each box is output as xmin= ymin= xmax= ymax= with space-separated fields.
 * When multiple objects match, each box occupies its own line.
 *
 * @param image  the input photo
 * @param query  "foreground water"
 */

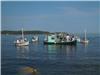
xmin=1 ymin=34 xmax=100 ymax=75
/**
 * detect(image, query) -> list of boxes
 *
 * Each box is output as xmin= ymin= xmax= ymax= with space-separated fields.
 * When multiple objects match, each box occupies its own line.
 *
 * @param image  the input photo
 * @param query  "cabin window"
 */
xmin=51 ymin=37 xmax=55 ymax=40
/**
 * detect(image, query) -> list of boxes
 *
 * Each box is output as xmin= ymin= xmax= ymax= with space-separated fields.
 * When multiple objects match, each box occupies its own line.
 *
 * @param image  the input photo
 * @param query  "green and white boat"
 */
xmin=44 ymin=33 xmax=77 ymax=45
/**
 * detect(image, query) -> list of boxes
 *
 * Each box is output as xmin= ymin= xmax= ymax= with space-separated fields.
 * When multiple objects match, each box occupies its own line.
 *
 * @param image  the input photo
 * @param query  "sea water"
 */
xmin=1 ymin=34 xmax=100 ymax=75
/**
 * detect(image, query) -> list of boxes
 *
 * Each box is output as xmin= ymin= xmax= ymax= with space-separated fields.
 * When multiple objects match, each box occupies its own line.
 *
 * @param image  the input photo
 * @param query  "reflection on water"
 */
xmin=32 ymin=41 xmax=39 ymax=45
xmin=65 ymin=45 xmax=77 ymax=58
xmin=45 ymin=45 xmax=77 ymax=60
xmin=83 ymin=43 xmax=89 ymax=53
xmin=2 ymin=35 xmax=100 ymax=75
xmin=18 ymin=66 xmax=38 ymax=75
xmin=16 ymin=46 xmax=29 ymax=59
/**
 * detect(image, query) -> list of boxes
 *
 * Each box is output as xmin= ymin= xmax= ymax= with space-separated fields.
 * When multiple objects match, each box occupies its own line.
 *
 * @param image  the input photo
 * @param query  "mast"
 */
xmin=84 ymin=29 xmax=86 ymax=41
xmin=22 ymin=28 xmax=24 ymax=39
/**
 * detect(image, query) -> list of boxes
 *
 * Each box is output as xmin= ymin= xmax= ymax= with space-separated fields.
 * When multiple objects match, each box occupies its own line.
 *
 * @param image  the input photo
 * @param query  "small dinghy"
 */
xmin=32 ymin=35 xmax=39 ymax=42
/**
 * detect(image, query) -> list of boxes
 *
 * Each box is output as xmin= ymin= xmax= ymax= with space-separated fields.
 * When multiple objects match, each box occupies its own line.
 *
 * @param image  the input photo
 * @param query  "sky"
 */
xmin=1 ymin=1 xmax=100 ymax=33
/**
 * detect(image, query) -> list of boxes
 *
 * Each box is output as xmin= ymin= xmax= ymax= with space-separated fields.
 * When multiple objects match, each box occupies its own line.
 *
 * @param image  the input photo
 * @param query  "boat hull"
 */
xmin=44 ymin=40 xmax=77 ymax=45
xmin=15 ymin=41 xmax=29 ymax=46
xmin=32 ymin=39 xmax=38 ymax=42
xmin=80 ymin=40 xmax=89 ymax=44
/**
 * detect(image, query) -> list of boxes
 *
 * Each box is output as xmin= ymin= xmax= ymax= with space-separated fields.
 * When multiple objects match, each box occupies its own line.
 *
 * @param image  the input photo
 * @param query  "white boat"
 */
xmin=81 ymin=30 xmax=89 ymax=44
xmin=32 ymin=35 xmax=39 ymax=42
xmin=14 ymin=28 xmax=29 ymax=46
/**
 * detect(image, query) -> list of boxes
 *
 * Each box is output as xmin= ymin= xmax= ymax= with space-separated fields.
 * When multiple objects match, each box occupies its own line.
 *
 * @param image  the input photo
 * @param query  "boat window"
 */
xmin=51 ymin=37 xmax=55 ymax=40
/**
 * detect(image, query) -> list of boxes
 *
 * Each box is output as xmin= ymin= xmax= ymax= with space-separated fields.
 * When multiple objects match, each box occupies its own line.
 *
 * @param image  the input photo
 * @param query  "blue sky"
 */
xmin=1 ymin=1 xmax=100 ymax=33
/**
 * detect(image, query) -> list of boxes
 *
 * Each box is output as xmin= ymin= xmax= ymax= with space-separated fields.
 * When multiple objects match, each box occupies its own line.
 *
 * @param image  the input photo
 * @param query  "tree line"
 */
xmin=1 ymin=30 xmax=50 ymax=35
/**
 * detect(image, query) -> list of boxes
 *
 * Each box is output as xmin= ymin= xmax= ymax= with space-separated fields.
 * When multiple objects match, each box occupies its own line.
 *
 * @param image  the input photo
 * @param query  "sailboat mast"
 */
xmin=22 ymin=28 xmax=24 ymax=39
xmin=84 ymin=29 xmax=86 ymax=41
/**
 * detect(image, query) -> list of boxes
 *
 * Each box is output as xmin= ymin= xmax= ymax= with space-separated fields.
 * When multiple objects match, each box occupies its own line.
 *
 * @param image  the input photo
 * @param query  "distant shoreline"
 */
xmin=1 ymin=30 xmax=50 ymax=35
xmin=1 ymin=30 xmax=99 ymax=35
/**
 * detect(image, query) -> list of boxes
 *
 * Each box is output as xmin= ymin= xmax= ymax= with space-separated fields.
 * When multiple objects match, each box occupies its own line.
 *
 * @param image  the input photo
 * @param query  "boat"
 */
xmin=80 ymin=30 xmax=89 ymax=44
xmin=14 ymin=28 xmax=29 ymax=46
xmin=32 ymin=35 xmax=39 ymax=42
xmin=44 ymin=33 xmax=77 ymax=45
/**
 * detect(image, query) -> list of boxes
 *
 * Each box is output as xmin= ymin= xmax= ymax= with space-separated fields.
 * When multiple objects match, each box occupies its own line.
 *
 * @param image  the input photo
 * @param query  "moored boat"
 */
xmin=14 ymin=28 xmax=29 ymax=46
xmin=44 ymin=33 xmax=77 ymax=45
xmin=32 ymin=35 xmax=39 ymax=42
xmin=80 ymin=30 xmax=89 ymax=44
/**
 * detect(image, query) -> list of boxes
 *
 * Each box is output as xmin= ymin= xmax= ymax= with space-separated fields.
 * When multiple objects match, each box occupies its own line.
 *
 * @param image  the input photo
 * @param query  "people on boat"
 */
xmin=66 ymin=34 xmax=70 ymax=41
xmin=44 ymin=32 xmax=77 ymax=45
xmin=17 ymin=40 xmax=20 ymax=43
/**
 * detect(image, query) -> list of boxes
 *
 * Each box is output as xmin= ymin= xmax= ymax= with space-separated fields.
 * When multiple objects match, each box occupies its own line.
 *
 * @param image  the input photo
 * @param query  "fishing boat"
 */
xmin=80 ymin=30 xmax=89 ymax=44
xmin=32 ymin=35 xmax=39 ymax=42
xmin=44 ymin=33 xmax=77 ymax=45
xmin=14 ymin=28 xmax=29 ymax=46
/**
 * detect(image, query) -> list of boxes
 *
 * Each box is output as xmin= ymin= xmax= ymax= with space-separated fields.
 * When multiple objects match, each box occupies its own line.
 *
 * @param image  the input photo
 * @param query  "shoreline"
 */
xmin=1 ymin=30 xmax=50 ymax=35
xmin=1 ymin=30 xmax=99 ymax=35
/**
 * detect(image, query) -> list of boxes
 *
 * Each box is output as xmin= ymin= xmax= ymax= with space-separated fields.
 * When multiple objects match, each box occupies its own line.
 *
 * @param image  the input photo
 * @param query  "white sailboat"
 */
xmin=81 ymin=30 xmax=89 ymax=44
xmin=14 ymin=28 xmax=29 ymax=46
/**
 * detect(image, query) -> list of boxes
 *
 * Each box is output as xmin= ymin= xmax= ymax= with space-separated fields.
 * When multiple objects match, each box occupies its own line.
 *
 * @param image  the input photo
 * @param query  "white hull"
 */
xmin=80 ymin=40 xmax=89 ymax=44
xmin=15 ymin=41 xmax=29 ymax=46
xmin=32 ymin=39 xmax=38 ymax=42
xmin=14 ymin=28 xmax=29 ymax=46
xmin=32 ymin=36 xmax=38 ymax=42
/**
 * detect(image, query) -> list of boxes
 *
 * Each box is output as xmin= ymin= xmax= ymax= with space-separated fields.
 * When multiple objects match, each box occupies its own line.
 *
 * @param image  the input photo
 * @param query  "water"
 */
xmin=1 ymin=34 xmax=100 ymax=75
